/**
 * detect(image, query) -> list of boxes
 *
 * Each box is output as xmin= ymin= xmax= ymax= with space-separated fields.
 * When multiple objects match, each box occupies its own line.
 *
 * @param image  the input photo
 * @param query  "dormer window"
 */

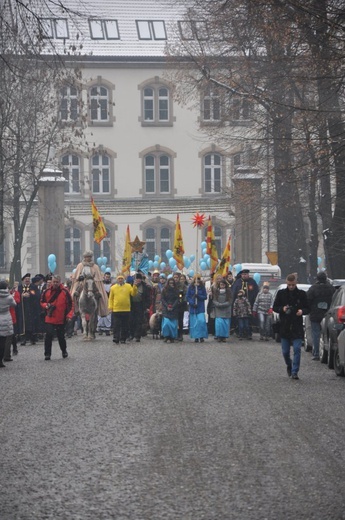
xmin=40 ymin=18 xmax=69 ymax=39
xmin=89 ymin=19 xmax=120 ymax=40
xmin=136 ymin=20 xmax=167 ymax=40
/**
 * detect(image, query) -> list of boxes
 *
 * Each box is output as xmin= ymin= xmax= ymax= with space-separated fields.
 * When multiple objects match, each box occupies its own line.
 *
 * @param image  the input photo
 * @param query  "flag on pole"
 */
xmin=91 ymin=197 xmax=107 ymax=244
xmin=206 ymin=215 xmax=219 ymax=274
xmin=215 ymin=235 xmax=231 ymax=278
xmin=122 ymin=225 xmax=132 ymax=274
xmin=173 ymin=214 xmax=185 ymax=270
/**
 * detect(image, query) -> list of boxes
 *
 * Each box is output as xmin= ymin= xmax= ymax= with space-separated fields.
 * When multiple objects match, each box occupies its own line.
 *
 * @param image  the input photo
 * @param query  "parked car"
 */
xmin=304 ymin=314 xmax=313 ymax=352
xmin=271 ymin=283 xmax=311 ymax=342
xmin=319 ymin=285 xmax=345 ymax=369
xmin=334 ymin=328 xmax=345 ymax=377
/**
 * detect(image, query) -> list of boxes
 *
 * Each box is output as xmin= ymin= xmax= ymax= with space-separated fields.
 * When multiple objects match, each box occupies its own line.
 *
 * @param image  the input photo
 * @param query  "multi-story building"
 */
xmin=2 ymin=0 xmax=264 ymax=279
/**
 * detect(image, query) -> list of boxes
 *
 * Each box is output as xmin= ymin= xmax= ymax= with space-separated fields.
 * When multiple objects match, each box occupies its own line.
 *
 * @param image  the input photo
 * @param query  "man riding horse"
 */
xmin=71 ymin=250 xmax=108 ymax=317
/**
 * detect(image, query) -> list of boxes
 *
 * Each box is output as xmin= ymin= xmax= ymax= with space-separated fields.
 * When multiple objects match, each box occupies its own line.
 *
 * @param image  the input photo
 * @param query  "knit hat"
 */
xmin=317 ymin=271 xmax=327 ymax=282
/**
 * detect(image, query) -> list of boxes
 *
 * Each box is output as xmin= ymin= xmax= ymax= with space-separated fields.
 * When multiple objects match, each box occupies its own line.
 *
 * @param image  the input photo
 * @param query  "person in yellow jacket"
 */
xmin=108 ymin=274 xmax=139 ymax=344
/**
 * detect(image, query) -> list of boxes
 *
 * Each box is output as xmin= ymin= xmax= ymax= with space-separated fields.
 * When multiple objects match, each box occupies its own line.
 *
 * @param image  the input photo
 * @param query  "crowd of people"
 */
xmin=0 ymin=250 xmax=336 ymax=382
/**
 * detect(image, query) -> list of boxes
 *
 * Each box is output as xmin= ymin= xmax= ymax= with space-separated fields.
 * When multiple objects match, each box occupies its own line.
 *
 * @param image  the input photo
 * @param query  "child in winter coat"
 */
xmin=233 ymin=290 xmax=252 ymax=339
xmin=253 ymin=284 xmax=274 ymax=340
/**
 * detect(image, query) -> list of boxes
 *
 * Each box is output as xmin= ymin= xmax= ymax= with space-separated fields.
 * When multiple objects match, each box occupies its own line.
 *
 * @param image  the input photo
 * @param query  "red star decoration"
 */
xmin=191 ymin=213 xmax=206 ymax=228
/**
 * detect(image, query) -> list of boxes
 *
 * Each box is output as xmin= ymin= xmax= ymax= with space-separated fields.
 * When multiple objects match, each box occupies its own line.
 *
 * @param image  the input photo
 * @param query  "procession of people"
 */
xmin=1 ymin=249 xmax=338 ymax=381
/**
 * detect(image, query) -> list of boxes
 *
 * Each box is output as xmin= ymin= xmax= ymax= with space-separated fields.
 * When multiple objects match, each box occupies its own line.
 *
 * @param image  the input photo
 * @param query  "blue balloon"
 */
xmin=48 ymin=254 xmax=56 ymax=263
xmin=102 ymin=257 xmax=107 ymax=265
xmin=166 ymin=249 xmax=173 ymax=259
xmin=153 ymin=261 xmax=159 ymax=268
xmin=202 ymin=248 xmax=207 ymax=256
xmin=50 ymin=261 xmax=57 ymax=273
xmin=234 ymin=263 xmax=242 ymax=274
xmin=201 ymin=241 xmax=207 ymax=249
xmin=97 ymin=257 xmax=102 ymax=267
xmin=189 ymin=270 xmax=195 ymax=277
xmin=105 ymin=267 xmax=111 ymax=273
xmin=200 ymin=261 xmax=207 ymax=271
xmin=101 ymin=265 xmax=106 ymax=273
xmin=190 ymin=255 xmax=195 ymax=262
xmin=148 ymin=260 xmax=154 ymax=269
xmin=184 ymin=258 xmax=191 ymax=268
xmin=253 ymin=272 xmax=261 ymax=284
xmin=72 ymin=268 xmax=76 ymax=273
xmin=169 ymin=257 xmax=176 ymax=268
xmin=204 ymin=253 xmax=210 ymax=260
xmin=154 ymin=255 xmax=160 ymax=262
xmin=160 ymin=262 xmax=166 ymax=269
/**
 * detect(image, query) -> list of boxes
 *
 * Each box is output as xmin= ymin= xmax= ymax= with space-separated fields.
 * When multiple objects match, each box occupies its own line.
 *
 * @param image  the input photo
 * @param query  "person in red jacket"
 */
xmin=40 ymin=275 xmax=73 ymax=361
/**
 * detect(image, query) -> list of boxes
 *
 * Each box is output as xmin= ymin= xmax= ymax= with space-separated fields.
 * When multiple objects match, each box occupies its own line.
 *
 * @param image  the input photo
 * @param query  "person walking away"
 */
xmin=0 ymin=280 xmax=17 ymax=367
xmin=306 ymin=271 xmax=335 ymax=360
xmin=233 ymin=290 xmax=252 ymax=339
xmin=186 ymin=275 xmax=208 ymax=343
xmin=212 ymin=279 xmax=232 ymax=342
xmin=108 ymin=275 xmax=138 ymax=344
xmin=161 ymin=277 xmax=179 ymax=343
xmin=40 ymin=275 xmax=73 ymax=360
xmin=253 ymin=284 xmax=274 ymax=340
xmin=273 ymin=273 xmax=309 ymax=380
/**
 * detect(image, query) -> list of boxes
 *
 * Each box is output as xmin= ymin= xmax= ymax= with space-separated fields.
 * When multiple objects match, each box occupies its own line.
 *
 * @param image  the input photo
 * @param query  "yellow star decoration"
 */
xmin=129 ymin=235 xmax=146 ymax=252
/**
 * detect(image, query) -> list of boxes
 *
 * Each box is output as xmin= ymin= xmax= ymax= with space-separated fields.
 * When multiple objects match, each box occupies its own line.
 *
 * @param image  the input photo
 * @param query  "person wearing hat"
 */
xmin=17 ymin=273 xmax=41 ymax=346
xmin=108 ymin=274 xmax=140 ymax=344
xmin=306 ymin=271 xmax=335 ymax=360
xmin=231 ymin=269 xmax=259 ymax=339
xmin=71 ymin=250 xmax=108 ymax=318
xmin=97 ymin=271 xmax=113 ymax=336
xmin=273 ymin=273 xmax=309 ymax=379
xmin=232 ymin=289 xmax=252 ymax=340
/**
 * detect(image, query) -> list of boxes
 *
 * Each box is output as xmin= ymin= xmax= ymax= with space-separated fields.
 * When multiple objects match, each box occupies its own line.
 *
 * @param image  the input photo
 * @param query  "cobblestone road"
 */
xmin=1 ymin=333 xmax=345 ymax=519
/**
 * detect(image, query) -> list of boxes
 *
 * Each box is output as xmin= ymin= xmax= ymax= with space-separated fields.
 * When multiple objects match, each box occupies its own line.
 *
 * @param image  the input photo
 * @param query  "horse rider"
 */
xmin=71 ymin=250 xmax=108 ymax=317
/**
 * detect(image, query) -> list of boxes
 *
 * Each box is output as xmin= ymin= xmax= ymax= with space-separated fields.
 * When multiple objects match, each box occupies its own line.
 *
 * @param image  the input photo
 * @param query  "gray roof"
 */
xmin=43 ymin=0 xmax=190 ymax=59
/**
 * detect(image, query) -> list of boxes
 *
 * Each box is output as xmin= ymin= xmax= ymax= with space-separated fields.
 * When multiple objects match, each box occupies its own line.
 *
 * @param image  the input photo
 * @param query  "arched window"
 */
xmin=143 ymin=224 xmax=172 ymax=262
xmin=202 ymin=86 xmax=221 ymax=122
xmin=90 ymin=85 xmax=109 ymax=122
xmin=60 ymin=85 xmax=79 ymax=121
xmin=144 ymin=153 xmax=170 ymax=195
xmin=140 ymin=80 xmax=173 ymax=126
xmin=92 ymin=153 xmax=110 ymax=194
xmin=94 ymin=228 xmax=111 ymax=266
xmin=61 ymin=154 xmax=80 ymax=194
xmin=65 ymin=227 xmax=81 ymax=267
xmin=204 ymin=153 xmax=222 ymax=193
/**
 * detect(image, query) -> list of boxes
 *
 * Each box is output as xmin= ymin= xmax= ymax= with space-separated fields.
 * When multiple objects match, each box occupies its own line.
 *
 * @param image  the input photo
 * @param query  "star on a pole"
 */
xmin=130 ymin=235 xmax=146 ymax=252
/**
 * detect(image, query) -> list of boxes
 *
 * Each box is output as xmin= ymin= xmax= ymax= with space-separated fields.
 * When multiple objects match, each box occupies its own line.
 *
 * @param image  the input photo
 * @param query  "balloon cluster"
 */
xmin=97 ymin=256 xmax=108 ymax=273
xmin=147 ymin=250 xmax=196 ymax=278
xmin=47 ymin=254 xmax=57 ymax=274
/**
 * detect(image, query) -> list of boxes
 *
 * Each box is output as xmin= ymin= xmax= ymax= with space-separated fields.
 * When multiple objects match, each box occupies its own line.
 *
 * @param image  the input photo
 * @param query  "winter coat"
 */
xmin=108 ymin=283 xmax=138 ymax=313
xmin=0 ymin=289 xmax=16 ymax=336
xmin=161 ymin=286 xmax=180 ymax=320
xmin=40 ymin=284 xmax=73 ymax=325
xmin=233 ymin=296 xmax=252 ymax=318
xmin=232 ymin=277 xmax=259 ymax=307
xmin=273 ymin=287 xmax=309 ymax=340
xmin=253 ymin=291 xmax=273 ymax=314
xmin=186 ymin=283 xmax=208 ymax=315
xmin=307 ymin=281 xmax=335 ymax=323
xmin=212 ymin=287 xmax=232 ymax=319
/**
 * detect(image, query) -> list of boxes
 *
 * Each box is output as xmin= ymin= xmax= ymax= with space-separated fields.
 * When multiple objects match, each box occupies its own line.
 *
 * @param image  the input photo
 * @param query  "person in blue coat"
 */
xmin=186 ymin=274 xmax=208 ymax=343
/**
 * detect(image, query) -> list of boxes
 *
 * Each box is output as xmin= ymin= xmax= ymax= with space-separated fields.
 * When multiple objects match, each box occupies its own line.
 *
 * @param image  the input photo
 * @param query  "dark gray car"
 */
xmin=319 ymin=285 xmax=345 ymax=369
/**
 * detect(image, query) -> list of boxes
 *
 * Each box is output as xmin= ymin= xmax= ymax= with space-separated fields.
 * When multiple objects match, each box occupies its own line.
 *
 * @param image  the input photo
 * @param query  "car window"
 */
xmin=331 ymin=288 xmax=344 ymax=307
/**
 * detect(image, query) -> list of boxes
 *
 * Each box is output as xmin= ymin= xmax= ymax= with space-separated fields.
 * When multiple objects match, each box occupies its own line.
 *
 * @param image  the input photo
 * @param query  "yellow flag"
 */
xmin=91 ymin=197 xmax=107 ymax=244
xmin=122 ymin=225 xmax=132 ymax=274
xmin=206 ymin=216 xmax=219 ymax=274
xmin=215 ymin=235 xmax=231 ymax=278
xmin=173 ymin=214 xmax=185 ymax=270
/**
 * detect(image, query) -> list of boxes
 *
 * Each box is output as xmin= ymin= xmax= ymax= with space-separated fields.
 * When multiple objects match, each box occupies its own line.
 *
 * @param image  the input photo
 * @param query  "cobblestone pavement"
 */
xmin=1 ymin=332 xmax=345 ymax=520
